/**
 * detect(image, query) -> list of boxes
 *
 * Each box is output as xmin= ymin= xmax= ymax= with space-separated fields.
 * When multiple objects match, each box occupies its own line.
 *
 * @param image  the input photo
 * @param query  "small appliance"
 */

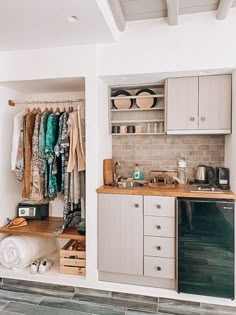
xmin=194 ymin=165 xmax=215 ymax=185
xmin=17 ymin=201 xmax=49 ymax=220
xmin=216 ymin=167 xmax=230 ymax=190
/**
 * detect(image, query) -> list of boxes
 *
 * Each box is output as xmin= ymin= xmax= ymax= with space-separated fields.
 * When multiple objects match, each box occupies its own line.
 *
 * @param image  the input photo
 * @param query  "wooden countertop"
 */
xmin=96 ymin=185 xmax=236 ymax=199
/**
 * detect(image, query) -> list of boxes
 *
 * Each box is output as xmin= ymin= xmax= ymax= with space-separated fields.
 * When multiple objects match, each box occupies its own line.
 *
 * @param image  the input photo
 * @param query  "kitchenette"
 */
xmin=96 ymin=73 xmax=236 ymax=301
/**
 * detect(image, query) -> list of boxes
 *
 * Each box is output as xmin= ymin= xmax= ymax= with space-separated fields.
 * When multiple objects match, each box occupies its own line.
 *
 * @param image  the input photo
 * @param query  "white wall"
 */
xmin=0 ymin=87 xmax=25 ymax=239
xmin=97 ymin=9 xmax=236 ymax=77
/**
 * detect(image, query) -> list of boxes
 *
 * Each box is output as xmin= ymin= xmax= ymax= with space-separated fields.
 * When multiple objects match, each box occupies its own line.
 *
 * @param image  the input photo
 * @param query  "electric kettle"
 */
xmin=194 ymin=165 xmax=215 ymax=184
xmin=194 ymin=165 xmax=207 ymax=183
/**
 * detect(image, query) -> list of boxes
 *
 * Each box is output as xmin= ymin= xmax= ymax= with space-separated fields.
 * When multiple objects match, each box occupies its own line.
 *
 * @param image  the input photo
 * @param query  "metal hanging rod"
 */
xmin=8 ymin=98 xmax=85 ymax=107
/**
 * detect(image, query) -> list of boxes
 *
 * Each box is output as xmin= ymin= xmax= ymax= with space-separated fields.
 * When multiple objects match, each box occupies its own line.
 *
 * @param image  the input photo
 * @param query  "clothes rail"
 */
xmin=8 ymin=99 xmax=85 ymax=106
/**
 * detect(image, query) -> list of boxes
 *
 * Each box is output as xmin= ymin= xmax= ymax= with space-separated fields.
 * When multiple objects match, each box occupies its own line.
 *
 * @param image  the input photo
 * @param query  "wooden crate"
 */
xmin=60 ymin=239 xmax=86 ymax=276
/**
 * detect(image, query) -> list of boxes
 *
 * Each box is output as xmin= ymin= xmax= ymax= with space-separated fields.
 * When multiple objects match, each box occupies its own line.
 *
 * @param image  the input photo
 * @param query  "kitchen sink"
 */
xmin=108 ymin=181 xmax=144 ymax=188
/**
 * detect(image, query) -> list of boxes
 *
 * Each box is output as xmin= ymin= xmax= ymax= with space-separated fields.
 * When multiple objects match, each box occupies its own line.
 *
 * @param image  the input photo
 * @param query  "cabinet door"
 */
xmin=167 ymin=77 xmax=199 ymax=131
xmin=98 ymin=194 xmax=143 ymax=275
xmin=199 ymin=75 xmax=231 ymax=131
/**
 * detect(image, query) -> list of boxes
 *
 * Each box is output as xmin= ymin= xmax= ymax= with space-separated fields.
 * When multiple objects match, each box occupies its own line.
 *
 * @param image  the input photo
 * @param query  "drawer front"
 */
xmin=144 ymin=196 xmax=175 ymax=217
xmin=144 ymin=216 xmax=175 ymax=238
xmin=144 ymin=256 xmax=175 ymax=279
xmin=144 ymin=236 xmax=175 ymax=258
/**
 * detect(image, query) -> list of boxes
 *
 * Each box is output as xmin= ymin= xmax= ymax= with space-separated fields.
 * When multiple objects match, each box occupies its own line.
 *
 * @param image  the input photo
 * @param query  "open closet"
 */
xmin=0 ymin=77 xmax=86 ymax=283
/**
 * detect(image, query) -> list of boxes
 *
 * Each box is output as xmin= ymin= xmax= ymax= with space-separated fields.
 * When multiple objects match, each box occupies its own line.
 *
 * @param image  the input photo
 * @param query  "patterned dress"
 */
xmin=45 ymin=112 xmax=60 ymax=199
xmin=31 ymin=113 xmax=43 ymax=200
xmin=38 ymin=111 xmax=52 ymax=198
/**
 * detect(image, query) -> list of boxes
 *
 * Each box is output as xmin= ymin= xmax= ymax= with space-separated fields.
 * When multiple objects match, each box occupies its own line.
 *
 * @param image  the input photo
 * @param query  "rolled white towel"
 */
xmin=0 ymin=235 xmax=57 ymax=269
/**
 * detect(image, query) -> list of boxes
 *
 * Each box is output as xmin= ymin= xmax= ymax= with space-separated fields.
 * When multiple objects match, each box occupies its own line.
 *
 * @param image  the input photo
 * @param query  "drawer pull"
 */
xmin=156 ymin=205 xmax=161 ymax=209
xmin=156 ymin=225 xmax=161 ymax=229
xmin=156 ymin=266 xmax=161 ymax=271
xmin=156 ymin=246 xmax=161 ymax=250
xmin=134 ymin=204 xmax=139 ymax=208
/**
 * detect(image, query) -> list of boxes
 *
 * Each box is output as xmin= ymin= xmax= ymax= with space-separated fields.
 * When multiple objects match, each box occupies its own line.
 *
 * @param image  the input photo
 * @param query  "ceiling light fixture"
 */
xmin=67 ymin=16 xmax=80 ymax=23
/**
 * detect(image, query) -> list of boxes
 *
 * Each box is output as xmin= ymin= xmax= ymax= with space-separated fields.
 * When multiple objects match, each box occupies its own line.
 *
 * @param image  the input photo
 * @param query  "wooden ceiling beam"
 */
xmin=108 ymin=0 xmax=126 ymax=32
xmin=166 ymin=0 xmax=179 ymax=25
xmin=217 ymin=0 xmax=234 ymax=20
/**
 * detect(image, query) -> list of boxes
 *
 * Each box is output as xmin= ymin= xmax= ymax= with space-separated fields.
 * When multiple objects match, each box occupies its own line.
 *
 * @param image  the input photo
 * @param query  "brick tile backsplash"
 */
xmin=112 ymin=135 xmax=225 ymax=181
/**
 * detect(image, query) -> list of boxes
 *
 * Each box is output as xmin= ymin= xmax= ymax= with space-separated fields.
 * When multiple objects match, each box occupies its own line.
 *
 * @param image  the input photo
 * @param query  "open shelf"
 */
xmin=109 ymin=82 xmax=166 ymax=135
xmin=111 ymin=133 xmax=165 ymax=136
xmin=0 ymin=251 xmax=86 ymax=286
xmin=110 ymin=107 xmax=165 ymax=112
xmin=0 ymin=217 xmax=85 ymax=241
xmin=110 ymin=94 xmax=164 ymax=100
xmin=111 ymin=119 xmax=164 ymax=124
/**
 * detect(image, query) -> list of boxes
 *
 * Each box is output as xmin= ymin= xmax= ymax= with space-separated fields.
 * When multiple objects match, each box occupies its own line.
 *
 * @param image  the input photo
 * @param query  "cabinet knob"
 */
xmin=190 ymin=117 xmax=195 ymax=122
xmin=157 ymin=246 xmax=161 ymax=250
xmin=156 ymin=204 xmax=161 ymax=209
xmin=201 ymin=116 xmax=206 ymax=121
xmin=156 ymin=267 xmax=161 ymax=271
xmin=134 ymin=204 xmax=139 ymax=208
xmin=156 ymin=225 xmax=161 ymax=230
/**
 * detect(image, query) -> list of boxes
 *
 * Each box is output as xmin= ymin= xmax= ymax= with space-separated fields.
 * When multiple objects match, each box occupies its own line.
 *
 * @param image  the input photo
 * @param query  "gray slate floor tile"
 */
xmin=113 ymin=292 xmax=158 ymax=304
xmin=200 ymin=303 xmax=236 ymax=315
xmin=1 ymin=279 xmax=74 ymax=299
xmin=73 ymin=294 xmax=157 ymax=312
xmin=0 ymin=311 xmax=23 ymax=315
xmin=0 ymin=300 xmax=8 ymax=310
xmin=75 ymin=288 xmax=112 ymax=297
xmin=0 ymin=289 xmax=43 ymax=305
xmin=158 ymin=298 xmax=200 ymax=315
xmin=125 ymin=309 xmax=158 ymax=314
xmin=40 ymin=296 xmax=125 ymax=315
xmin=4 ymin=302 xmax=89 ymax=315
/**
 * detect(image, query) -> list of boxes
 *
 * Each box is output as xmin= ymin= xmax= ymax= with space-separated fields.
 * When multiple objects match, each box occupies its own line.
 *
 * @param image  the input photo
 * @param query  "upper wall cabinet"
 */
xmin=167 ymin=77 xmax=199 ymax=131
xmin=167 ymin=75 xmax=232 ymax=135
xmin=199 ymin=75 xmax=231 ymax=131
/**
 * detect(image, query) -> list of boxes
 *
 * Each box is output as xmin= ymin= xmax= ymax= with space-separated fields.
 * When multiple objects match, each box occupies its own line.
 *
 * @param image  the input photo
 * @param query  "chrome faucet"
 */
xmin=114 ymin=161 xmax=122 ymax=182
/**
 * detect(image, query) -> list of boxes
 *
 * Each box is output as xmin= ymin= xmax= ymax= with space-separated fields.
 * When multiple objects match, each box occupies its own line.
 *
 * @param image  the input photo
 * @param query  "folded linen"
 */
xmin=0 ymin=235 xmax=57 ymax=269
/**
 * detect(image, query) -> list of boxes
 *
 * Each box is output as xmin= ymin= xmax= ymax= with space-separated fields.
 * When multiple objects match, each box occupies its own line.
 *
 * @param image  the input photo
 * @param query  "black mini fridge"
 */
xmin=178 ymin=198 xmax=235 ymax=299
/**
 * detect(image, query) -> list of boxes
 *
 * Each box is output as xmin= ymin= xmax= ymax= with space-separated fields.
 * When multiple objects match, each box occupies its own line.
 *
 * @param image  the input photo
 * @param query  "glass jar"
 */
xmin=177 ymin=156 xmax=187 ymax=184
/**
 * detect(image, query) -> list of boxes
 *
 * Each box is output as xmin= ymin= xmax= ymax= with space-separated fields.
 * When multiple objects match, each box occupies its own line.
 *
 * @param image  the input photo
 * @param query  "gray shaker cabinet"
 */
xmin=98 ymin=193 xmax=143 ymax=275
xmin=167 ymin=75 xmax=231 ymax=134
xmin=167 ymin=77 xmax=199 ymax=132
xmin=199 ymin=75 xmax=231 ymax=131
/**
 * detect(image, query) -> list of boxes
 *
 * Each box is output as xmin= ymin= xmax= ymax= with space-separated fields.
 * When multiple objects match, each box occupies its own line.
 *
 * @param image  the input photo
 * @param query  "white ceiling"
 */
xmin=0 ymin=0 xmax=114 ymax=51
xmin=120 ymin=0 xmax=236 ymax=21
xmin=0 ymin=77 xmax=85 ymax=93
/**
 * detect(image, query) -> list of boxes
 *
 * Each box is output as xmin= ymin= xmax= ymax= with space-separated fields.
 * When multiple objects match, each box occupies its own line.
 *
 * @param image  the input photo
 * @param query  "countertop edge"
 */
xmin=96 ymin=185 xmax=236 ymax=199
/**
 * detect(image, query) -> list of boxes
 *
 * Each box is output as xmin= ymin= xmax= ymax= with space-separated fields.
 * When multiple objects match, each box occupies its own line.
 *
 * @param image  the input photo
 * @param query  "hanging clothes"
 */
xmin=11 ymin=111 xmax=24 ymax=171
xmin=39 ymin=110 xmax=52 ymax=198
xmin=22 ymin=111 xmax=37 ymax=198
xmin=54 ymin=112 xmax=69 ymax=193
xmin=77 ymin=101 xmax=86 ymax=219
xmin=15 ymin=112 xmax=26 ymax=182
xmin=11 ymin=101 xmax=86 ymax=235
xmin=31 ymin=112 xmax=42 ymax=200
xmin=67 ymin=111 xmax=85 ymax=173
xmin=45 ymin=112 xmax=60 ymax=199
xmin=77 ymin=101 xmax=86 ymax=169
